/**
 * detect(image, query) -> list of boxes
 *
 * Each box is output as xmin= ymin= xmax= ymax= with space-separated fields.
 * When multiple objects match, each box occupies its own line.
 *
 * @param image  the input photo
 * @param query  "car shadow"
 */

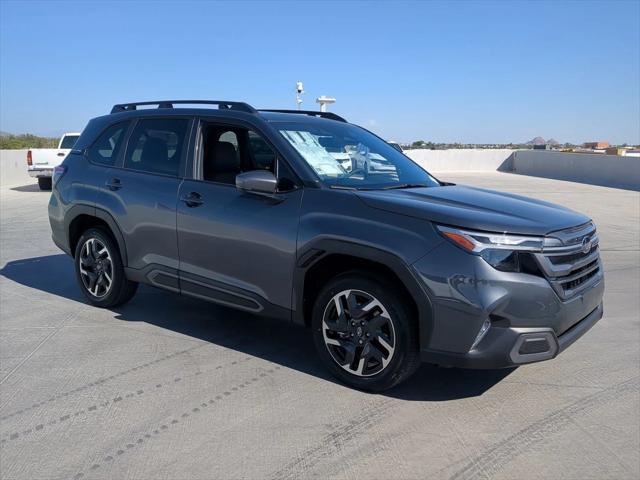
xmin=0 ymin=254 xmax=514 ymax=401
xmin=9 ymin=183 xmax=43 ymax=192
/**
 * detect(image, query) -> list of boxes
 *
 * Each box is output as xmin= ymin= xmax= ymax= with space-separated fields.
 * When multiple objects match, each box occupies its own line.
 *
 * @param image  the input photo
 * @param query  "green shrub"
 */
xmin=0 ymin=134 xmax=58 ymax=149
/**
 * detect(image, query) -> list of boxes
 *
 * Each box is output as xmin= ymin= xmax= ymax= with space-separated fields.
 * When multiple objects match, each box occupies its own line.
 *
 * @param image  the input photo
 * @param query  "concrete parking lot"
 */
xmin=1 ymin=172 xmax=638 ymax=480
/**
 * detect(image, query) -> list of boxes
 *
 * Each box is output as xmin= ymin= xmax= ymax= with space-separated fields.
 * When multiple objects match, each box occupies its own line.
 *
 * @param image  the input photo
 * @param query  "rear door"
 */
xmin=82 ymin=121 xmax=132 ymax=209
xmin=176 ymin=120 xmax=302 ymax=317
xmin=99 ymin=116 xmax=192 ymax=288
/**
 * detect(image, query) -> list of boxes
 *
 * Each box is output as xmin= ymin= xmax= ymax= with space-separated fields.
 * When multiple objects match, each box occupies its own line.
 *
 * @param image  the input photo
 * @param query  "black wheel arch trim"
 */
xmin=65 ymin=204 xmax=129 ymax=266
xmin=293 ymin=238 xmax=434 ymax=350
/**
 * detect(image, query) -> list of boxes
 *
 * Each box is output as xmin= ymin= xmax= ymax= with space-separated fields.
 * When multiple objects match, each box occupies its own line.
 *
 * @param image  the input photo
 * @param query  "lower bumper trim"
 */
xmin=421 ymin=302 xmax=603 ymax=369
xmin=28 ymin=169 xmax=53 ymax=178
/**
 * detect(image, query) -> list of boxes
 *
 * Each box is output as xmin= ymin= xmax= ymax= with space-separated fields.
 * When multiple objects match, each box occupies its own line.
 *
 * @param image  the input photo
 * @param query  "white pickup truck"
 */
xmin=27 ymin=132 xmax=80 ymax=190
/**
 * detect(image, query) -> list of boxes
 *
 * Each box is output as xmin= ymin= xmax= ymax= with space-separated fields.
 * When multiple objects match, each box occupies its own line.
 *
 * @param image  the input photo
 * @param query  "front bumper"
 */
xmin=420 ymin=302 xmax=603 ymax=368
xmin=413 ymin=240 xmax=605 ymax=369
xmin=28 ymin=168 xmax=53 ymax=178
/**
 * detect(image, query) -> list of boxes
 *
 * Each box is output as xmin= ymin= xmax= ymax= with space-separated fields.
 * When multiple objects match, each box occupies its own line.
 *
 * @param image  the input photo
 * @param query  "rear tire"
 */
xmin=38 ymin=177 xmax=52 ymax=190
xmin=311 ymin=271 xmax=420 ymax=391
xmin=74 ymin=227 xmax=138 ymax=308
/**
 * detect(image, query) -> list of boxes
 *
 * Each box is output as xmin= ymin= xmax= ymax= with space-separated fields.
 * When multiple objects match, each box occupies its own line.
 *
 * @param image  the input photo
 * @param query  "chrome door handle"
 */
xmin=180 ymin=192 xmax=203 ymax=207
xmin=105 ymin=178 xmax=122 ymax=191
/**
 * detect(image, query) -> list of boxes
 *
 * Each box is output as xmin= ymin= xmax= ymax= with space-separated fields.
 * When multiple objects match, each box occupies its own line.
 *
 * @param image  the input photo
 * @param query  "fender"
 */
xmin=65 ymin=205 xmax=129 ymax=266
xmin=292 ymin=238 xmax=434 ymax=350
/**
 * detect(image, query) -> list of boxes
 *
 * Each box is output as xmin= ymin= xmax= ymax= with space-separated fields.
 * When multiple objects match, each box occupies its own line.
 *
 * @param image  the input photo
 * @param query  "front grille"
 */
xmin=559 ymin=259 xmax=600 ymax=291
xmin=534 ymin=223 xmax=603 ymax=299
xmin=548 ymin=244 xmax=598 ymax=265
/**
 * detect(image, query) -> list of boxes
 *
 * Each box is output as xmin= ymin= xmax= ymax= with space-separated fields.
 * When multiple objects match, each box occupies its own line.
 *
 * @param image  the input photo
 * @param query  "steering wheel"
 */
xmin=347 ymin=166 xmax=368 ymax=179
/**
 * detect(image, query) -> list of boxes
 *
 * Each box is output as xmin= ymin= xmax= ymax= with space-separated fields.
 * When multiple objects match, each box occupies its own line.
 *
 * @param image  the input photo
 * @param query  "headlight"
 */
xmin=436 ymin=225 xmax=545 ymax=273
xmin=436 ymin=225 xmax=544 ymax=253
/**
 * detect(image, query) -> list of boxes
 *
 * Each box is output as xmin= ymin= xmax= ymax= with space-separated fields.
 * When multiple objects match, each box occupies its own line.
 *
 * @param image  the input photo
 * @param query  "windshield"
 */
xmin=60 ymin=135 xmax=79 ymax=149
xmin=277 ymin=122 xmax=439 ymax=189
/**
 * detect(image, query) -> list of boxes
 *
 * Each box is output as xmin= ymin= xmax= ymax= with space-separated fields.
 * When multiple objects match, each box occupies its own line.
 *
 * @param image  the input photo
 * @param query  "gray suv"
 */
xmin=48 ymin=100 xmax=604 ymax=391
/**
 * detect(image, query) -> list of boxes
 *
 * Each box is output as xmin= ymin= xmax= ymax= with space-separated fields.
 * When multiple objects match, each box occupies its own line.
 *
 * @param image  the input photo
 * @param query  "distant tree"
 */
xmin=0 ymin=134 xmax=58 ymax=149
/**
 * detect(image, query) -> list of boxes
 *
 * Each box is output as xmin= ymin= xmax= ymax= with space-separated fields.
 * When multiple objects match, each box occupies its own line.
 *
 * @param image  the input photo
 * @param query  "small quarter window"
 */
xmin=88 ymin=122 xmax=128 ymax=166
xmin=124 ymin=118 xmax=189 ymax=176
xmin=248 ymin=131 xmax=276 ymax=171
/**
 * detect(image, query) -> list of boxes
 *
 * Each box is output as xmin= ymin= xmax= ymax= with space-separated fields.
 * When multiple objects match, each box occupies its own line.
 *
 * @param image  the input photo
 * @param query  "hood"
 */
xmin=356 ymin=185 xmax=590 ymax=235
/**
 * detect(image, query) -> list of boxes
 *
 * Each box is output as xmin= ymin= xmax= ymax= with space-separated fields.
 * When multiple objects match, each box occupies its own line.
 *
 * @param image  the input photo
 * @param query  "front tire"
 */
xmin=74 ymin=227 xmax=138 ymax=308
xmin=38 ymin=177 xmax=52 ymax=190
xmin=312 ymin=272 xmax=420 ymax=391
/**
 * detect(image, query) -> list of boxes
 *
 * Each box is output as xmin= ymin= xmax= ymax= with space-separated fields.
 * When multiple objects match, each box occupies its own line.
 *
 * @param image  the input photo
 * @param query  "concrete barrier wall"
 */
xmin=511 ymin=150 xmax=640 ymax=191
xmin=406 ymin=149 xmax=514 ymax=172
xmin=1 ymin=148 xmax=638 ymax=191
xmin=405 ymin=148 xmax=639 ymax=191
xmin=0 ymin=150 xmax=32 ymax=187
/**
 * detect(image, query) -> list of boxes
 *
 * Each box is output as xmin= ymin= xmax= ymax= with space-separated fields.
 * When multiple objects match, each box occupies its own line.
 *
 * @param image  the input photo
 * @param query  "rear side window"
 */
xmin=88 ymin=123 xmax=128 ymax=166
xmin=124 ymin=118 xmax=189 ymax=176
xmin=59 ymin=135 xmax=80 ymax=149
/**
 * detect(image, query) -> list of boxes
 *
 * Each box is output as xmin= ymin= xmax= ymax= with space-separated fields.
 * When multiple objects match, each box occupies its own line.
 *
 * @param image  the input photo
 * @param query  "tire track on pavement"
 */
xmin=268 ymin=396 xmax=395 ymax=480
xmin=448 ymin=375 xmax=639 ymax=480
xmin=0 ymin=353 xmax=255 ymax=444
xmin=0 ymin=344 xmax=205 ymax=422
xmin=71 ymin=365 xmax=283 ymax=479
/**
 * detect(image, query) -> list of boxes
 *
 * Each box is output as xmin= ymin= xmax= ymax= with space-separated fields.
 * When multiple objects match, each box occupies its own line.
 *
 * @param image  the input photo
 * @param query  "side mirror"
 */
xmin=236 ymin=170 xmax=278 ymax=195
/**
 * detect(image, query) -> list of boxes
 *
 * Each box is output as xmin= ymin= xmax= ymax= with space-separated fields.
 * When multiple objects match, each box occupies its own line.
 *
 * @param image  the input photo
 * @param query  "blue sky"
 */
xmin=1 ymin=0 xmax=638 ymax=144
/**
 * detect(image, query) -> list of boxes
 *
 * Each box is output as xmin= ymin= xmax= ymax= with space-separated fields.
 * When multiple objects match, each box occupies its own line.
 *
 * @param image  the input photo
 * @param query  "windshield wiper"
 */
xmin=331 ymin=183 xmax=430 ymax=191
xmin=376 ymin=183 xmax=430 ymax=190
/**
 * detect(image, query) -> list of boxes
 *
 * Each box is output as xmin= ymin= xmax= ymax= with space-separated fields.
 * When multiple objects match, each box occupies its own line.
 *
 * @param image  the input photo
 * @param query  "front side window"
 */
xmin=278 ymin=122 xmax=439 ymax=189
xmin=219 ymin=131 xmax=239 ymax=151
xmin=201 ymin=124 xmax=280 ymax=184
xmin=124 ymin=118 xmax=189 ymax=176
xmin=87 ymin=122 xmax=128 ymax=166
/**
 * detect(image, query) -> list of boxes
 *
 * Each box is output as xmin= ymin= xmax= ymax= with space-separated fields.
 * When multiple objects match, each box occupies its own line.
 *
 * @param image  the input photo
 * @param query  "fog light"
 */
xmin=470 ymin=318 xmax=491 ymax=351
xmin=519 ymin=337 xmax=551 ymax=355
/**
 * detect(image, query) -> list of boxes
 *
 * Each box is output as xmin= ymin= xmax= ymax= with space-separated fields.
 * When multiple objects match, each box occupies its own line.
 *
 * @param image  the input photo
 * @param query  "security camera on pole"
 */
xmin=296 ymin=81 xmax=304 ymax=110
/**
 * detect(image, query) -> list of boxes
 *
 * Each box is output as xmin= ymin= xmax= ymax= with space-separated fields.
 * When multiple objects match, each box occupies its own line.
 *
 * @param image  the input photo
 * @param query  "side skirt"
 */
xmin=124 ymin=265 xmax=292 ymax=322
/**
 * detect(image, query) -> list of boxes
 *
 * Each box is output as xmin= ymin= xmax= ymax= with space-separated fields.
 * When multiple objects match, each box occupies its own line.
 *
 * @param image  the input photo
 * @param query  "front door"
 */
xmin=176 ymin=124 xmax=301 ymax=317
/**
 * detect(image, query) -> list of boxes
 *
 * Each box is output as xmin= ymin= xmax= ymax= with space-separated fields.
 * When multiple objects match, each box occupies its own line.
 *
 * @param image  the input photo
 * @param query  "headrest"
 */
xmin=209 ymin=141 xmax=239 ymax=172
xmin=141 ymin=137 xmax=168 ymax=165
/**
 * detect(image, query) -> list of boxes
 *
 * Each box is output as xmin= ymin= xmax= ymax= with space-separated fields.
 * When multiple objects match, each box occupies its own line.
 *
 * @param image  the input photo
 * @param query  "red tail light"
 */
xmin=52 ymin=165 xmax=67 ymax=186
xmin=27 ymin=150 xmax=32 ymax=166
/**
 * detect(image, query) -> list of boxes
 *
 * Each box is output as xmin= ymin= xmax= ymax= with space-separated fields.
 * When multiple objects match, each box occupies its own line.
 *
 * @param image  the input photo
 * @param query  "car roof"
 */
xmin=103 ymin=101 xmax=347 ymax=125
xmin=75 ymin=106 xmax=348 ymax=152
xmin=102 ymin=108 xmax=344 ymax=123
xmin=257 ymin=111 xmax=344 ymax=125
